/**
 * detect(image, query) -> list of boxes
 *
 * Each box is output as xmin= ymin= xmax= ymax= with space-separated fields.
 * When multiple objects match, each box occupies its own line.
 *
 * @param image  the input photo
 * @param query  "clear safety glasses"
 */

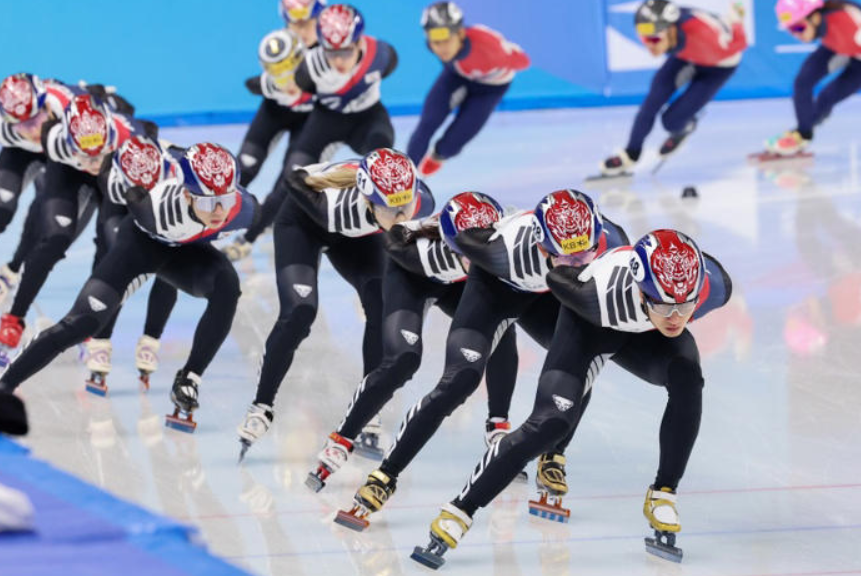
xmin=191 ymin=192 xmax=237 ymax=213
xmin=645 ymin=296 xmax=698 ymax=318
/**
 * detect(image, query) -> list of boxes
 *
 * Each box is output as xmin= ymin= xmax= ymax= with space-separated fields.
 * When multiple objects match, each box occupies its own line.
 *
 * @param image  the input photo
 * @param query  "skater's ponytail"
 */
xmin=404 ymin=220 xmax=442 ymax=242
xmin=304 ymin=166 xmax=358 ymax=190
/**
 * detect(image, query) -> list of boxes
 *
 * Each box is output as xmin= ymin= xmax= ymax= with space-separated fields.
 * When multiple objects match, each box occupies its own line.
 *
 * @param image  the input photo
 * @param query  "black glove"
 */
xmin=245 ymin=76 xmax=263 ymax=95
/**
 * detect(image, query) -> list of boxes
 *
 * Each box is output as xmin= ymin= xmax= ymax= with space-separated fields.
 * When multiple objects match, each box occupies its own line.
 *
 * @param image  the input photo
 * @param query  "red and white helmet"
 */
xmin=775 ymin=0 xmax=824 ymax=28
xmin=0 ymin=73 xmax=46 ymax=123
xmin=113 ymin=135 xmax=165 ymax=191
xmin=63 ymin=94 xmax=115 ymax=157
xmin=316 ymin=4 xmax=365 ymax=50
xmin=630 ymin=229 xmax=705 ymax=304
xmin=533 ymin=189 xmax=603 ymax=256
xmin=438 ymin=192 xmax=503 ymax=254
xmin=280 ymin=0 xmax=326 ymax=23
xmin=356 ymin=148 xmax=417 ymax=208
xmin=178 ymin=142 xmax=239 ymax=196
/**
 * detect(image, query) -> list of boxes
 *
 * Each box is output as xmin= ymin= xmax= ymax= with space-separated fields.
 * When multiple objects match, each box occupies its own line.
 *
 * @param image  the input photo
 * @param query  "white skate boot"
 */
xmin=411 ymin=503 xmax=473 ymax=569
xmin=306 ymin=431 xmax=353 ymax=492
xmin=643 ymin=485 xmax=683 ymax=562
xmin=135 ymin=335 xmax=160 ymax=390
xmin=594 ymin=148 xmax=636 ymax=179
xmin=353 ymin=413 xmax=385 ymax=460
xmin=485 ymin=417 xmax=527 ymax=482
xmin=237 ymin=402 xmax=274 ymax=462
xmin=0 ymin=265 xmax=19 ymax=308
xmin=84 ymin=338 xmax=112 ymax=396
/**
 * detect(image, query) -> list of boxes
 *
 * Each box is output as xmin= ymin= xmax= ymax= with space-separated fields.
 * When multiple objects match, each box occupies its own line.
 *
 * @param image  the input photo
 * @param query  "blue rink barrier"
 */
xmin=0 ymin=437 xmax=248 ymax=576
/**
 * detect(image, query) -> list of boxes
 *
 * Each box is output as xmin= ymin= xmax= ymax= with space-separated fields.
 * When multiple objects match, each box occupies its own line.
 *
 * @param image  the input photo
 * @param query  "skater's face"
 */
xmin=538 ymin=243 xmax=599 ymax=268
xmin=787 ymin=13 xmax=820 ymax=42
xmin=369 ymin=197 xmax=418 ymax=230
xmin=16 ymin=109 xmax=49 ymax=144
xmin=640 ymin=27 xmax=674 ymax=56
xmin=324 ymin=43 xmax=360 ymax=73
xmin=426 ymin=28 xmax=465 ymax=62
xmin=289 ymin=19 xmax=318 ymax=48
xmin=642 ymin=293 xmax=696 ymax=337
xmin=185 ymin=190 xmax=235 ymax=229
xmin=78 ymin=152 xmax=107 ymax=175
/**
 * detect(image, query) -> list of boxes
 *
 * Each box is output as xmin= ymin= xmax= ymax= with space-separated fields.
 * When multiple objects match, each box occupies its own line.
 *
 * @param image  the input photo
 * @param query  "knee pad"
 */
xmin=238 ymin=141 xmax=266 ymax=186
xmin=68 ymin=278 xmax=122 ymax=336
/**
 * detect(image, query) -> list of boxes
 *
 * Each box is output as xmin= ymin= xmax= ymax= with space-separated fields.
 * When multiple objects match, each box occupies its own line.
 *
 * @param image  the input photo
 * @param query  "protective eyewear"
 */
xmin=645 ymin=296 xmax=698 ymax=318
xmin=324 ymin=45 xmax=358 ymax=59
xmin=191 ymin=192 xmax=237 ymax=213
xmin=788 ymin=21 xmax=808 ymax=34
xmin=552 ymin=245 xmax=598 ymax=267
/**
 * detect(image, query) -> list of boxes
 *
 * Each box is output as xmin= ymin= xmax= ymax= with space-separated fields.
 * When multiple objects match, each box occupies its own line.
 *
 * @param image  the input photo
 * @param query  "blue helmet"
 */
xmin=439 ymin=192 xmax=503 ymax=254
xmin=630 ymin=229 xmax=705 ymax=304
xmin=533 ymin=189 xmax=603 ymax=256
xmin=280 ymin=0 xmax=326 ymax=23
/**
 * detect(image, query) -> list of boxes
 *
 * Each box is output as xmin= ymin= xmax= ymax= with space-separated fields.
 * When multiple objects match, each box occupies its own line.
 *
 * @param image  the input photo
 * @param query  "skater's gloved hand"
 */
xmin=245 ymin=76 xmax=263 ymax=96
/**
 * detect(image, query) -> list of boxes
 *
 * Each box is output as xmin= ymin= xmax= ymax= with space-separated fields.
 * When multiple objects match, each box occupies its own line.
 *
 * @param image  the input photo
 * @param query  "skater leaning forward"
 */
xmin=599 ymin=0 xmax=747 ymax=178
xmin=763 ymin=0 xmax=861 ymax=158
xmin=0 ymin=143 xmax=256 ymax=433
xmin=411 ymin=229 xmax=732 ymax=569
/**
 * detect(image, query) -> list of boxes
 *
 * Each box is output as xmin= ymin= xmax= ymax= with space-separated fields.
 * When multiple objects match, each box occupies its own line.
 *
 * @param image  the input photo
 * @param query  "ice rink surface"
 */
xmin=2 ymin=96 xmax=861 ymax=575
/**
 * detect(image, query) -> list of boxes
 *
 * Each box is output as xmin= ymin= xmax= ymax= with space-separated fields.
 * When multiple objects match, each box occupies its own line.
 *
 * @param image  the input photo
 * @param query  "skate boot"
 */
xmin=411 ymin=503 xmax=473 ymax=570
xmin=0 ymin=313 xmax=25 ymax=369
xmin=418 ymin=153 xmax=444 ymax=178
xmin=643 ymin=485 xmax=683 ymax=562
xmin=0 ymin=265 xmax=19 ymax=307
xmin=659 ymin=119 xmax=697 ymax=159
xmin=485 ymin=418 xmax=527 ymax=482
xmin=165 ymin=369 xmax=200 ymax=433
xmin=305 ymin=431 xmax=353 ymax=491
xmin=528 ymin=453 xmax=570 ymax=523
xmin=222 ymin=235 xmax=252 ymax=262
xmin=237 ymin=402 xmax=274 ymax=463
xmin=753 ymin=130 xmax=812 ymax=162
xmin=84 ymin=338 xmax=112 ymax=396
xmin=334 ymin=469 xmax=396 ymax=531
xmin=134 ymin=335 xmax=160 ymax=390
xmin=353 ymin=413 xmax=385 ymax=460
xmin=595 ymin=149 xmax=636 ymax=179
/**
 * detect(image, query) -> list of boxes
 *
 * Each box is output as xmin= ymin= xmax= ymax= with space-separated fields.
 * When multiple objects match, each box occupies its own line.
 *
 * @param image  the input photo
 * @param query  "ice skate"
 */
xmin=485 ymin=418 xmax=527 ymax=482
xmin=222 ymin=235 xmax=252 ymax=262
xmin=135 ymin=335 xmax=160 ymax=390
xmin=418 ymin=153 xmax=444 ymax=178
xmin=353 ymin=413 xmax=385 ymax=460
xmin=643 ymin=485 xmax=683 ymax=562
xmin=411 ymin=503 xmax=473 ymax=570
xmin=0 ymin=313 xmax=25 ymax=369
xmin=305 ymin=431 xmax=353 ymax=490
xmin=528 ymin=453 xmax=570 ymax=523
xmin=653 ymin=119 xmax=697 ymax=174
xmin=0 ymin=265 xmax=19 ymax=307
xmin=165 ymin=369 xmax=200 ymax=433
xmin=586 ymin=149 xmax=636 ymax=181
xmin=83 ymin=338 xmax=112 ymax=396
xmin=334 ymin=469 xmax=396 ymax=531
xmin=237 ymin=402 xmax=274 ymax=463
xmin=750 ymin=130 xmax=812 ymax=163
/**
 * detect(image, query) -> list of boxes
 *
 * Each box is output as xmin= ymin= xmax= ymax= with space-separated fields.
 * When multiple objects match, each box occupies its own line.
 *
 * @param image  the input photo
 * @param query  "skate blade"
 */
xmin=85 ymin=380 xmax=108 ymax=397
xmin=165 ymin=414 xmax=197 ymax=433
xmin=645 ymin=536 xmax=683 ymax=563
xmin=138 ymin=372 xmax=151 ymax=391
xmin=584 ymin=171 xmax=633 ymax=183
xmin=747 ymin=151 xmax=813 ymax=163
xmin=238 ymin=440 xmax=251 ymax=464
xmin=334 ymin=509 xmax=369 ymax=532
xmin=352 ymin=444 xmax=384 ymax=461
xmin=528 ymin=499 xmax=570 ymax=523
xmin=411 ymin=546 xmax=445 ymax=570
xmin=304 ymin=472 xmax=325 ymax=492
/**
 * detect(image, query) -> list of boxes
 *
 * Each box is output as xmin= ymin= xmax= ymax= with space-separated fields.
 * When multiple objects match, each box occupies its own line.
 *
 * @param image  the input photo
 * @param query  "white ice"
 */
xmin=3 ymin=96 xmax=861 ymax=575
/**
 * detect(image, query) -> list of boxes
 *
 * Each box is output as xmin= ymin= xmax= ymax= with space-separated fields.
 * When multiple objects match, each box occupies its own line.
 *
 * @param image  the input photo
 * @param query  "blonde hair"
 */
xmin=304 ymin=166 xmax=358 ymax=190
